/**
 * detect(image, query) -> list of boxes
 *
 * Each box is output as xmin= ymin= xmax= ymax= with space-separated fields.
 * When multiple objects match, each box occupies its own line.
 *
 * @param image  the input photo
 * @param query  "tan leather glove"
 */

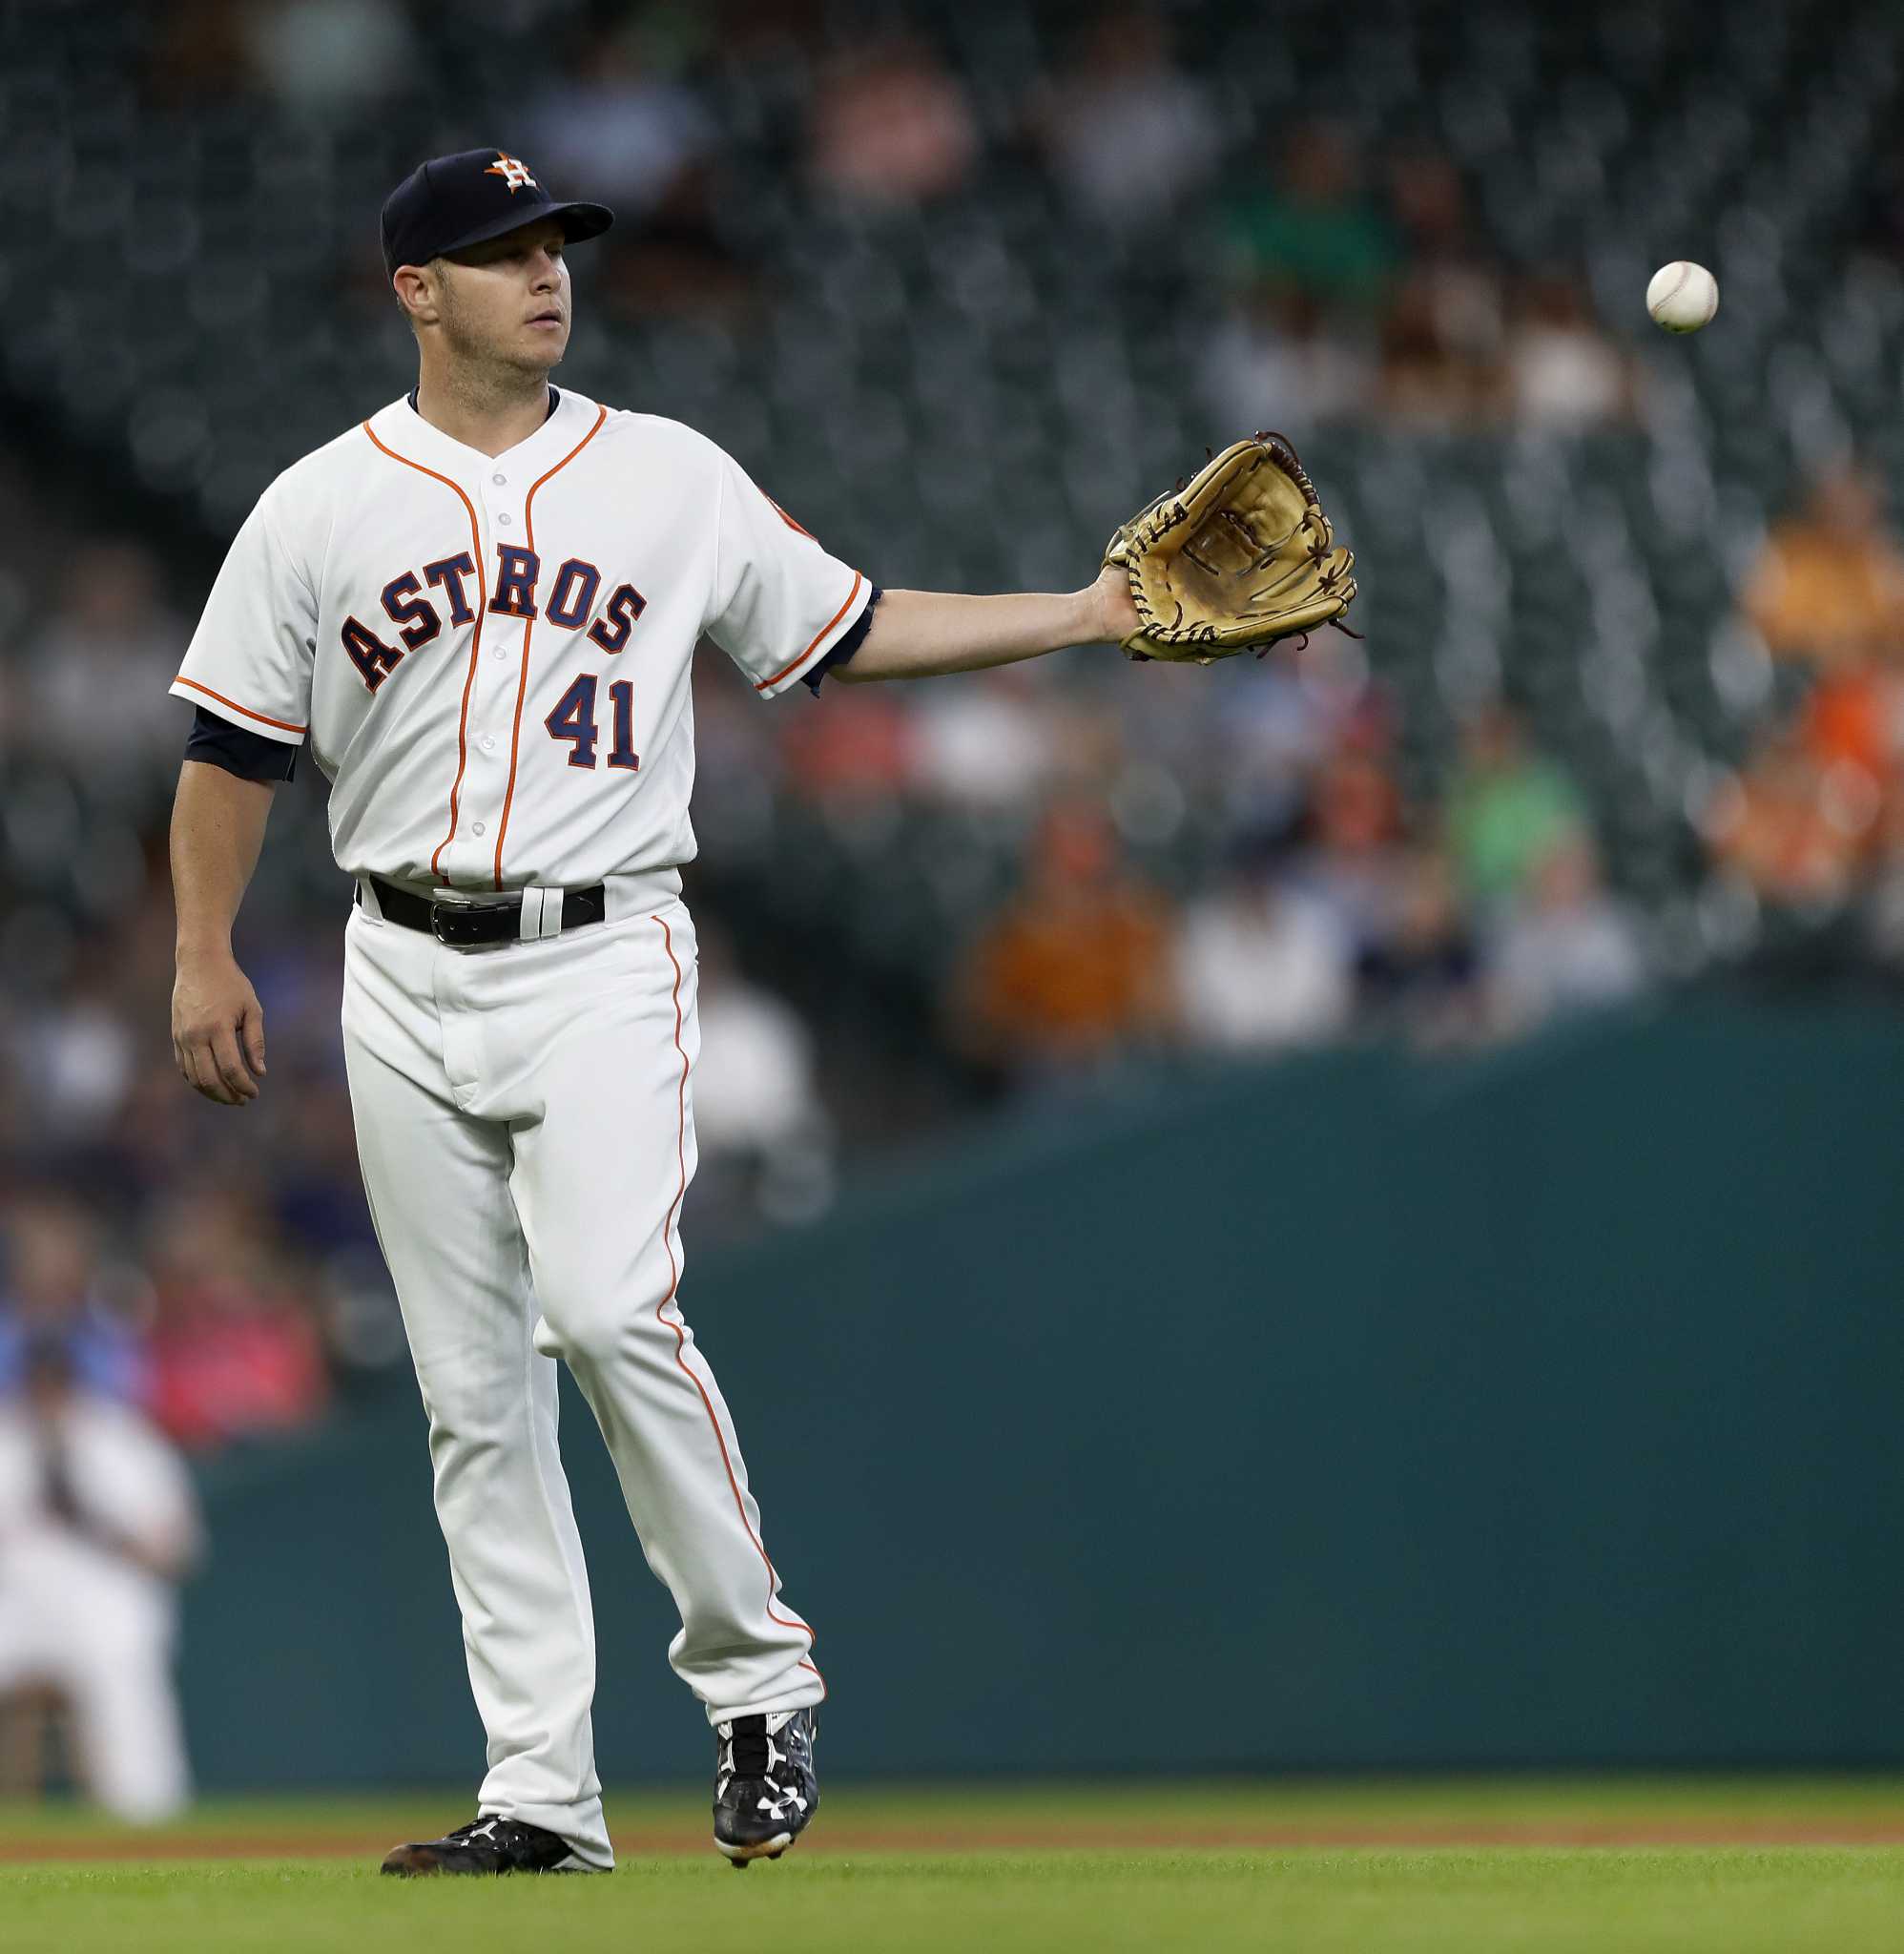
xmin=1104 ymin=433 xmax=1358 ymax=664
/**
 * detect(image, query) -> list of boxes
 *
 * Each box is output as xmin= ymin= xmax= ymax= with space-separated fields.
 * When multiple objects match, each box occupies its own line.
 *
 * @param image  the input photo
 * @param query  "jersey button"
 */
xmin=481 ymin=736 xmax=496 ymax=752
xmin=491 ymin=473 xmax=507 ymax=486
xmin=472 ymin=821 xmax=486 ymax=836
xmin=497 ymin=512 xmax=513 ymax=527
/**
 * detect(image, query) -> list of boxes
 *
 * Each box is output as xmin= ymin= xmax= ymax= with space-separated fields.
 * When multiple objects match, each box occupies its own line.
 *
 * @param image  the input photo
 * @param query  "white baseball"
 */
xmin=1646 ymin=260 xmax=1719 ymax=333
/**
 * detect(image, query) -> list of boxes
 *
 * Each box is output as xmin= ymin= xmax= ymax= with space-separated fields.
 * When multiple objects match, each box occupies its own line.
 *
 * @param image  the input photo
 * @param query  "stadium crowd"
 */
xmin=8 ymin=0 xmax=1904 ymax=1450
xmin=0 ymin=483 xmax=1678 ymax=1456
xmin=0 ymin=477 xmax=1674 ymax=1445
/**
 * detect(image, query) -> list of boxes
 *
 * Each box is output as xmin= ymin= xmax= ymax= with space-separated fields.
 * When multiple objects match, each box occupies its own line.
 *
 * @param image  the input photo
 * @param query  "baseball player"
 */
xmin=168 ymin=148 xmax=1144 ymax=1876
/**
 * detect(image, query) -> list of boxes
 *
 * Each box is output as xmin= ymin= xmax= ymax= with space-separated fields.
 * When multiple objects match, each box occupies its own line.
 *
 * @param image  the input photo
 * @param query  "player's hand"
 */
xmin=1086 ymin=561 xmax=1141 ymax=648
xmin=172 ymin=950 xmax=268 ymax=1106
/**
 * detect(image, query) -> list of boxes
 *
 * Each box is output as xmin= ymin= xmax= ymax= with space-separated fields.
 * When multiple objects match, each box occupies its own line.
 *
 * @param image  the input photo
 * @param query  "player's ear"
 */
xmin=392 ymin=262 xmax=440 ymax=331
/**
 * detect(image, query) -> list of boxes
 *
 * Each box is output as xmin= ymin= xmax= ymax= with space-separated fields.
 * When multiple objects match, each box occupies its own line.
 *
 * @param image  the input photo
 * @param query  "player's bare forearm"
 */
xmin=834 ymin=568 xmax=1138 ymax=683
xmin=172 ymin=759 xmax=275 ymax=951
xmin=170 ymin=759 xmax=277 ymax=1105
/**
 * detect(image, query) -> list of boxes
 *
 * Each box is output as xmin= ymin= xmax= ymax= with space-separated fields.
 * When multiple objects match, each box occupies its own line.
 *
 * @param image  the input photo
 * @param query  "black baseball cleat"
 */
xmin=713 ymin=1706 xmax=819 ymax=1866
xmin=380 ymin=1814 xmax=594 ymax=1876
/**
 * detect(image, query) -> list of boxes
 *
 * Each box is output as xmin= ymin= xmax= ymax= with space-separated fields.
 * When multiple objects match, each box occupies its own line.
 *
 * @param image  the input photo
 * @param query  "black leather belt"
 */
xmin=366 ymin=875 xmax=607 ymax=949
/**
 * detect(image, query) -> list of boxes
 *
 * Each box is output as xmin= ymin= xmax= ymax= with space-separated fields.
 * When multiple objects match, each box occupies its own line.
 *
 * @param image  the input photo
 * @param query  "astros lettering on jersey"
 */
xmin=172 ymin=390 xmax=869 ymax=890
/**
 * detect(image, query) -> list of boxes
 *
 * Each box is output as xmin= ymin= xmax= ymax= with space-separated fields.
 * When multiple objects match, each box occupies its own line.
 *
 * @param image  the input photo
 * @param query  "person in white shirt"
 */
xmin=0 ymin=1337 xmax=201 ymax=1820
xmin=1176 ymin=862 xmax=1355 ymax=1051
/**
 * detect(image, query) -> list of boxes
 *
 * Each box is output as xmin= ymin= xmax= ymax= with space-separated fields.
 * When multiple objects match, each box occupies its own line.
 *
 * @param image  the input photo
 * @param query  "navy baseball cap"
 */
xmin=381 ymin=147 xmax=613 ymax=277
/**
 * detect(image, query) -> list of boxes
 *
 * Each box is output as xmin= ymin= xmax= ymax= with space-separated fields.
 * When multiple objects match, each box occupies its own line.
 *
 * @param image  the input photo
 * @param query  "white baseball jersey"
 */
xmin=172 ymin=387 xmax=870 ymax=889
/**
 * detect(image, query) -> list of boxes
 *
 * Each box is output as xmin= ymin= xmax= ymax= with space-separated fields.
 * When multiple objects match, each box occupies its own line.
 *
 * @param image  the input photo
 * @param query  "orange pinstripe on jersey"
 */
xmin=360 ymin=421 xmax=489 ymax=883
xmin=752 ymin=572 xmax=864 ymax=694
xmin=492 ymin=404 xmax=609 ymax=888
xmin=173 ymin=676 xmax=309 ymax=735
xmin=652 ymin=911 xmax=824 ymax=1686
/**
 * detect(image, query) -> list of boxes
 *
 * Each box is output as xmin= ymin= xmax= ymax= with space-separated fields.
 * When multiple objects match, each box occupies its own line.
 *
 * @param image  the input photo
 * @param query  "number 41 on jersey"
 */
xmin=546 ymin=675 xmax=638 ymax=771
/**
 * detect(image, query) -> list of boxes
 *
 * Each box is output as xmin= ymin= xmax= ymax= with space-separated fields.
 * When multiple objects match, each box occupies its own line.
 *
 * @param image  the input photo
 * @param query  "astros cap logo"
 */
xmin=485 ymin=153 xmax=538 ymax=193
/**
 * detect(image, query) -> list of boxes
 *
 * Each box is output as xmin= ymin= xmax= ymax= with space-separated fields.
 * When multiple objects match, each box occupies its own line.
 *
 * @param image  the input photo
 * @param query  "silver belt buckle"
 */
xmin=428 ymin=888 xmax=519 ymax=951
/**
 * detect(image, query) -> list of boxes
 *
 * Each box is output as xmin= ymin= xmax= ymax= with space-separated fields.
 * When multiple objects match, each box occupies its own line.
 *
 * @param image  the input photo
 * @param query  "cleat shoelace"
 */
xmin=722 ymin=1717 xmax=809 ymax=1820
xmin=729 ymin=1726 xmax=773 ymax=1779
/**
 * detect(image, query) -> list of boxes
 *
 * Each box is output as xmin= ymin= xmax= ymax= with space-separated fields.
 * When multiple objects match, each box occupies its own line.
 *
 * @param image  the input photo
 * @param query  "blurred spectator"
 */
xmin=910 ymin=670 xmax=1060 ymax=811
xmin=1211 ymin=654 xmax=1367 ymax=837
xmin=1221 ymin=123 xmax=1400 ymax=312
xmin=240 ymin=0 xmax=417 ymax=110
xmin=527 ymin=26 xmax=716 ymax=213
xmin=1796 ymin=657 xmax=1904 ymax=805
xmin=1704 ymin=728 xmax=1874 ymax=908
xmin=1290 ymin=751 xmax=1409 ymax=961
xmin=1204 ymin=290 xmax=1377 ymax=434
xmin=525 ymin=27 xmax=748 ymax=321
xmin=20 ymin=542 xmax=185 ymax=784
xmin=1175 ymin=854 xmax=1354 ymax=1051
xmin=1503 ymin=273 xmax=1634 ymax=432
xmin=1377 ymin=273 xmax=1492 ymax=431
xmin=142 ymin=0 xmax=255 ymax=102
xmin=8 ymin=951 xmax=137 ymax=1145
xmin=143 ymin=1189 xmax=328 ymax=1451
xmin=691 ymin=926 xmax=835 ymax=1229
xmin=267 ymin=1081 xmax=380 ymax=1259
xmin=1489 ymin=834 xmax=1648 ymax=1031
xmin=1860 ymin=792 xmax=1904 ymax=970
xmin=1356 ymin=848 xmax=1484 ymax=1046
xmin=1033 ymin=13 xmax=1217 ymax=229
xmin=1443 ymin=705 xmax=1591 ymax=914
xmin=950 ymin=801 xmax=1173 ymax=1086
xmin=1742 ymin=462 xmax=1904 ymax=670
xmin=0 ymin=1195 xmax=145 ymax=1403
xmin=1048 ymin=693 xmax=1133 ymax=801
xmin=0 ymin=1335 xmax=200 ymax=1819
xmin=809 ymin=38 xmax=979 ymax=208
xmin=1375 ymin=154 xmax=1504 ymax=427
xmin=1386 ymin=149 xmax=1505 ymax=373
xmin=777 ymin=686 xmax=916 ymax=813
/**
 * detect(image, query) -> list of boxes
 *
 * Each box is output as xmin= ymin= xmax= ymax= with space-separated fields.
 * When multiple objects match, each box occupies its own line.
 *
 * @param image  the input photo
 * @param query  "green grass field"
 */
xmin=10 ymin=1778 xmax=1904 ymax=1953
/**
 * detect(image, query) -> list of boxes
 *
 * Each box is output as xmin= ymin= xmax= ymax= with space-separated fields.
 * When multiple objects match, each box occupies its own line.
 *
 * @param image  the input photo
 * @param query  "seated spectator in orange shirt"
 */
xmin=950 ymin=801 xmax=1173 ymax=1088
xmin=1743 ymin=463 xmax=1904 ymax=669
xmin=1800 ymin=662 xmax=1902 ymax=796
xmin=1704 ymin=728 xmax=1875 ymax=906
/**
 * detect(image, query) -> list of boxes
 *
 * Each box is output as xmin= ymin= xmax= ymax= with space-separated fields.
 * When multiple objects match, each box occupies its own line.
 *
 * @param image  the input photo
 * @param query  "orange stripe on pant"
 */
xmin=653 ymin=911 xmax=823 ymax=1685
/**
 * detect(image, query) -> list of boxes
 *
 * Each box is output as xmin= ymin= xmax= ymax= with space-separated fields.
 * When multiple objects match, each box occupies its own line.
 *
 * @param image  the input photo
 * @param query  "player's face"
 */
xmin=432 ymin=218 xmax=572 ymax=376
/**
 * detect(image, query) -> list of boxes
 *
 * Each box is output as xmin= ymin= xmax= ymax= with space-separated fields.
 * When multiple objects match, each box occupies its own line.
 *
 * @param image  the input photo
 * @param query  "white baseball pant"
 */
xmin=341 ymin=871 xmax=821 ymax=1868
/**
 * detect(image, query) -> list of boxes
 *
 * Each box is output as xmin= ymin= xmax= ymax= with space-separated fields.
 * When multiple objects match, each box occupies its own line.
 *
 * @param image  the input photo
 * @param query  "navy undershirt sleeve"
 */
xmin=803 ymin=584 xmax=882 ymax=695
xmin=185 ymin=704 xmax=300 ymax=782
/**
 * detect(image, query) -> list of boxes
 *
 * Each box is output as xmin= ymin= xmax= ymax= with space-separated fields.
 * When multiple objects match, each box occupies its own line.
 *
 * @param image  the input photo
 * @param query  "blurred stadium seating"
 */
xmin=5 ymin=0 xmax=1904 ymax=1433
